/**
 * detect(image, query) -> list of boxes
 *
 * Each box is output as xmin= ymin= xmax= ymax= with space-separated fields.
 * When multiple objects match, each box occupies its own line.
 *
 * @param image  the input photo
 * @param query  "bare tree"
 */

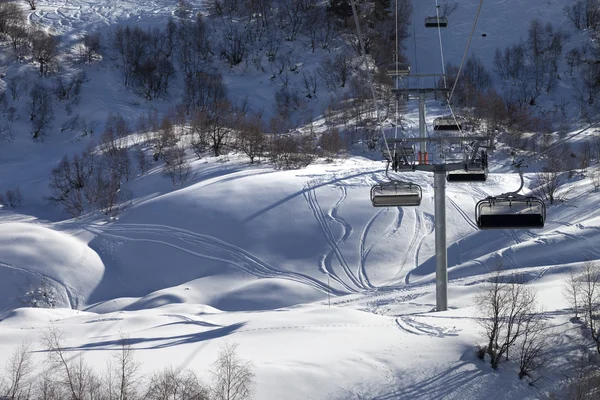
xmin=564 ymin=269 xmax=582 ymax=319
xmin=28 ymin=83 xmax=54 ymax=139
xmin=578 ymin=261 xmax=600 ymax=354
xmin=31 ymin=30 xmax=60 ymax=76
xmin=42 ymin=326 xmax=99 ymax=400
xmin=211 ymin=342 xmax=255 ymax=400
xmin=81 ymin=32 xmax=102 ymax=64
xmin=145 ymin=367 xmax=209 ymax=400
xmin=3 ymin=340 xmax=34 ymax=400
xmin=163 ymin=145 xmax=192 ymax=187
xmin=591 ymin=165 xmax=600 ymax=191
xmin=477 ymin=271 xmax=538 ymax=370
xmin=104 ymin=335 xmax=140 ymax=400
xmin=0 ymin=1 xmax=25 ymax=36
xmin=238 ymin=114 xmax=265 ymax=164
xmin=7 ymin=76 xmax=27 ymax=101
xmin=47 ymin=150 xmax=98 ymax=216
xmin=516 ymin=313 xmax=550 ymax=380
xmin=319 ymin=126 xmax=345 ymax=160
xmin=4 ymin=186 xmax=23 ymax=208
xmin=152 ymin=116 xmax=178 ymax=161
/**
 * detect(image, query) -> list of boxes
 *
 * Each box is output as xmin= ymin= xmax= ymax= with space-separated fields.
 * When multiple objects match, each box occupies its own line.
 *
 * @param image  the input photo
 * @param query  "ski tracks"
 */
xmin=303 ymin=184 xmax=365 ymax=292
xmin=395 ymin=316 xmax=459 ymax=337
xmin=0 ymin=261 xmax=77 ymax=310
xmin=358 ymin=207 xmax=404 ymax=289
xmin=86 ymin=223 xmax=345 ymax=296
xmin=447 ymin=196 xmax=478 ymax=231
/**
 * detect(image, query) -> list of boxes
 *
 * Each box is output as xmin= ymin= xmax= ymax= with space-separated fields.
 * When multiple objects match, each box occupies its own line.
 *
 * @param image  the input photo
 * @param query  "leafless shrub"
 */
xmin=6 ymin=23 xmax=31 ymax=61
xmin=7 ymin=75 xmax=27 ymax=101
xmin=564 ymin=0 xmax=600 ymax=30
xmin=0 ymin=2 xmax=25 ymax=36
xmin=238 ymin=114 xmax=265 ymax=164
xmin=60 ymin=115 xmax=81 ymax=134
xmin=565 ymin=269 xmax=583 ymax=319
xmin=562 ymin=369 xmax=600 ymax=399
xmin=136 ymin=148 xmax=151 ymax=175
xmin=152 ymin=116 xmax=178 ymax=161
xmin=103 ymin=335 xmax=140 ymax=400
xmin=53 ymin=71 xmax=85 ymax=106
xmin=163 ymin=145 xmax=192 ymax=187
xmin=80 ymin=119 xmax=100 ymax=137
xmin=81 ymin=32 xmax=101 ymax=64
xmin=145 ymin=367 xmax=209 ymax=400
xmin=516 ymin=313 xmax=550 ymax=380
xmin=319 ymin=127 xmax=345 ymax=160
xmin=211 ymin=342 xmax=255 ymax=400
xmin=270 ymin=134 xmax=316 ymax=169
xmin=28 ymin=82 xmax=54 ymax=139
xmin=3 ymin=340 xmax=34 ymax=400
xmin=591 ymin=165 xmax=600 ymax=191
xmin=31 ymin=30 xmax=60 ymax=76
xmin=42 ymin=327 xmax=101 ymax=400
xmin=477 ymin=271 xmax=539 ymax=370
xmin=4 ymin=186 xmax=22 ymax=207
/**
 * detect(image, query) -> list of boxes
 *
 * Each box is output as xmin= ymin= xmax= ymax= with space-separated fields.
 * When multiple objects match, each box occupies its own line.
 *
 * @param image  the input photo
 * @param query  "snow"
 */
xmin=0 ymin=0 xmax=598 ymax=399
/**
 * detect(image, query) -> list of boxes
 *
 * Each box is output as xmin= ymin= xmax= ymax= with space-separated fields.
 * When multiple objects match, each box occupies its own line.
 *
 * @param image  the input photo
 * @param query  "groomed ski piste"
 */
xmin=1 ymin=0 xmax=599 ymax=398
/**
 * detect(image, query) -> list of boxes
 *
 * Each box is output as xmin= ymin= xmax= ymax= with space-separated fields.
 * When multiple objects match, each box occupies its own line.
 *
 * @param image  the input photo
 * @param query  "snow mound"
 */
xmin=0 ymin=222 xmax=105 ymax=316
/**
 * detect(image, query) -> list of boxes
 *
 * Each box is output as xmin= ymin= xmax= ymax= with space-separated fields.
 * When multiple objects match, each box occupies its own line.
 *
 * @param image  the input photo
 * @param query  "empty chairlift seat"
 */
xmin=447 ymin=153 xmax=489 ymax=182
xmin=425 ymin=16 xmax=448 ymax=28
xmin=386 ymin=62 xmax=411 ymax=76
xmin=433 ymin=116 xmax=462 ymax=131
xmin=371 ymin=181 xmax=422 ymax=207
xmin=475 ymin=195 xmax=546 ymax=229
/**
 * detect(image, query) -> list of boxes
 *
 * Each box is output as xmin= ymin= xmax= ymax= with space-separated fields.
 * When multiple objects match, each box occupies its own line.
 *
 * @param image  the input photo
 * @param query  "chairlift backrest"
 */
xmin=386 ymin=62 xmax=411 ymax=76
xmin=447 ymin=171 xmax=487 ymax=182
xmin=475 ymin=196 xmax=546 ymax=229
xmin=371 ymin=181 xmax=422 ymax=207
xmin=433 ymin=117 xmax=461 ymax=131
xmin=425 ymin=16 xmax=448 ymax=28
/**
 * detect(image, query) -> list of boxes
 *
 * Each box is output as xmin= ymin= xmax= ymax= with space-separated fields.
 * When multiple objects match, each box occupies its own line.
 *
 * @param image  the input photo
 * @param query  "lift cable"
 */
xmin=395 ymin=0 xmax=399 ymax=140
xmin=448 ymin=0 xmax=484 ymax=104
xmin=348 ymin=0 xmax=394 ymax=160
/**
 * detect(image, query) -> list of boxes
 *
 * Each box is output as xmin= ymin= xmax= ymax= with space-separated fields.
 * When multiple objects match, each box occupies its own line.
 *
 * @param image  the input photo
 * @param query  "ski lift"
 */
xmin=382 ymin=143 xmax=416 ymax=172
xmin=425 ymin=16 xmax=448 ymax=28
xmin=474 ymin=162 xmax=546 ymax=229
xmin=371 ymin=181 xmax=422 ymax=207
xmin=476 ymin=195 xmax=546 ymax=229
xmin=433 ymin=116 xmax=462 ymax=131
xmin=386 ymin=62 xmax=411 ymax=76
xmin=447 ymin=150 xmax=489 ymax=182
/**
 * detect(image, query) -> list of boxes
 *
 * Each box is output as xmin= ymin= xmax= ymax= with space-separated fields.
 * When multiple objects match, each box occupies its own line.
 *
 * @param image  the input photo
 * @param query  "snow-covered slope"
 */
xmin=0 ymin=0 xmax=599 ymax=399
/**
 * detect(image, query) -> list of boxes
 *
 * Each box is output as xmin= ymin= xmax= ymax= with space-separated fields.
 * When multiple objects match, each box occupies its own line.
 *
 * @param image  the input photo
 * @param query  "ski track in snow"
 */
xmin=396 ymin=209 xmax=422 ymax=282
xmin=447 ymin=196 xmax=478 ymax=231
xmin=358 ymin=208 xmax=387 ymax=288
xmin=303 ymin=184 xmax=363 ymax=292
xmin=85 ymin=223 xmax=346 ymax=296
xmin=358 ymin=207 xmax=405 ymax=288
xmin=0 ymin=261 xmax=77 ymax=310
xmin=395 ymin=316 xmax=459 ymax=338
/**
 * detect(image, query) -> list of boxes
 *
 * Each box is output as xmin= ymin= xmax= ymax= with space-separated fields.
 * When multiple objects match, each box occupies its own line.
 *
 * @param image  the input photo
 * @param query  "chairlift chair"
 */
xmin=433 ymin=116 xmax=462 ymax=131
xmin=386 ymin=62 xmax=411 ymax=76
xmin=475 ymin=195 xmax=546 ymax=229
xmin=447 ymin=169 xmax=487 ymax=182
xmin=425 ymin=16 xmax=448 ymax=28
xmin=382 ymin=144 xmax=416 ymax=172
xmin=447 ymin=151 xmax=489 ymax=182
xmin=371 ymin=181 xmax=422 ymax=207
